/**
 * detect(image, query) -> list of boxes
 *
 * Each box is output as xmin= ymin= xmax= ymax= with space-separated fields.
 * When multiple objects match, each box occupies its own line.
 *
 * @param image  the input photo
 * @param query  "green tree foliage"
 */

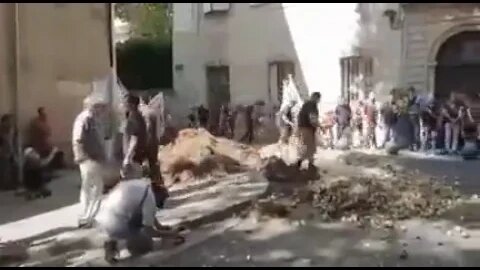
xmin=116 ymin=38 xmax=172 ymax=90
xmin=114 ymin=3 xmax=172 ymax=42
xmin=114 ymin=3 xmax=173 ymax=90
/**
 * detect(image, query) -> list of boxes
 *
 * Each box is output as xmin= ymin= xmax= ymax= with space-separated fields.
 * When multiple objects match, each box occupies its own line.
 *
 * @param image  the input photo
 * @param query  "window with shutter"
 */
xmin=203 ymin=3 xmax=231 ymax=14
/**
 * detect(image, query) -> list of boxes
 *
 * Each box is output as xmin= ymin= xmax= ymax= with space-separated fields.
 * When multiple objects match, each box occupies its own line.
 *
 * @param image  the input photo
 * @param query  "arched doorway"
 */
xmin=435 ymin=31 xmax=480 ymax=100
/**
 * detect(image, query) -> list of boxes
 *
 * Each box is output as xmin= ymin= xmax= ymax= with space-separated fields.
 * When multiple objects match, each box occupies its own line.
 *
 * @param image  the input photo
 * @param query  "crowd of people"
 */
xmin=2 ymin=84 xmax=479 ymax=263
xmin=275 ymin=86 xmax=480 ymax=160
xmin=187 ymin=100 xmax=269 ymax=144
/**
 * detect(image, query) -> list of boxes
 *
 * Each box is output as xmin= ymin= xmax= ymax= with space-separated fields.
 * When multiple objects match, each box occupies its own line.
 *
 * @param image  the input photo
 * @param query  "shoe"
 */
xmin=104 ymin=240 xmax=119 ymax=264
xmin=78 ymin=220 xmax=93 ymax=229
xmin=40 ymin=189 xmax=52 ymax=198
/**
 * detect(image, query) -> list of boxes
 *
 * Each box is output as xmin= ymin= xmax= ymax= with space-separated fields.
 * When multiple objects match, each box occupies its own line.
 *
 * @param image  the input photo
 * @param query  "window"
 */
xmin=340 ymin=56 xmax=373 ymax=102
xmin=203 ymin=3 xmax=231 ymax=14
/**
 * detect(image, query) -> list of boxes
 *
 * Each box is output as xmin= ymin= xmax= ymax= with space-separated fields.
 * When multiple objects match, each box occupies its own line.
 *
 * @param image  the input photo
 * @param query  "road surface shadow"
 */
xmin=0 ymin=170 xmax=80 ymax=225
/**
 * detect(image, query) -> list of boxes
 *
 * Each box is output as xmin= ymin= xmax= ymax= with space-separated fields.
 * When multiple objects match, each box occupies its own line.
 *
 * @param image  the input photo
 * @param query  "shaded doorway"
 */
xmin=206 ymin=66 xmax=230 ymax=132
xmin=435 ymin=31 xmax=480 ymax=99
xmin=435 ymin=31 xmax=480 ymax=122
xmin=268 ymin=61 xmax=295 ymax=104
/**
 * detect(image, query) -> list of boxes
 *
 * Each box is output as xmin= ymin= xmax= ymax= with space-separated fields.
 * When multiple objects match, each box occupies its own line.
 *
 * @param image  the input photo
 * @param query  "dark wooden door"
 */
xmin=206 ymin=66 xmax=230 ymax=130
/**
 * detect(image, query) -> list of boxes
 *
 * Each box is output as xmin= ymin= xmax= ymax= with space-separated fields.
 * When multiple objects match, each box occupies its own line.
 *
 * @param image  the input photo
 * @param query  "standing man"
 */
xmin=197 ymin=105 xmax=209 ymax=129
xmin=122 ymin=95 xmax=148 ymax=169
xmin=379 ymin=92 xmax=397 ymax=149
xmin=144 ymin=108 xmax=163 ymax=185
xmin=407 ymin=86 xmax=421 ymax=151
xmin=72 ymin=97 xmax=108 ymax=228
xmin=297 ymin=92 xmax=321 ymax=170
xmin=241 ymin=104 xmax=256 ymax=144
xmin=334 ymin=97 xmax=352 ymax=145
xmin=363 ymin=94 xmax=378 ymax=149
xmin=277 ymin=100 xmax=297 ymax=144
xmin=218 ymin=103 xmax=233 ymax=138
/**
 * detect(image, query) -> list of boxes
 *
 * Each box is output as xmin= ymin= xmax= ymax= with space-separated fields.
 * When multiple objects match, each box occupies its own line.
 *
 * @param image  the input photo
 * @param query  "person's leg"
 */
xmin=148 ymin=150 xmax=163 ymax=185
xmin=78 ymin=161 xmax=93 ymax=226
xmin=419 ymin=120 xmax=427 ymax=151
xmin=248 ymin=125 xmax=254 ymax=143
xmin=305 ymin=128 xmax=317 ymax=169
xmin=80 ymin=161 xmax=104 ymax=226
xmin=380 ymin=125 xmax=389 ymax=148
xmin=371 ymin=125 xmax=377 ymax=149
xmin=126 ymin=230 xmax=154 ymax=257
xmin=452 ymin=123 xmax=460 ymax=152
xmin=413 ymin=119 xmax=421 ymax=150
xmin=387 ymin=125 xmax=393 ymax=145
xmin=444 ymin=123 xmax=452 ymax=152
xmin=296 ymin=127 xmax=307 ymax=168
xmin=279 ymin=126 xmax=289 ymax=144
xmin=104 ymin=239 xmax=119 ymax=264
xmin=362 ymin=121 xmax=369 ymax=148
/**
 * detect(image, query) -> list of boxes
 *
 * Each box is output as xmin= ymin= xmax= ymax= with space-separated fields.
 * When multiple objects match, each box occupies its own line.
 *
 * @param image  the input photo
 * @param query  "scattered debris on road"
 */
xmin=252 ymin=150 xmax=460 ymax=229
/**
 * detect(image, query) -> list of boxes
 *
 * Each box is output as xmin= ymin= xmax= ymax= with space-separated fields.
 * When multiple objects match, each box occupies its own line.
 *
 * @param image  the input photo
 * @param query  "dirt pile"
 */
xmin=158 ymin=128 xmax=263 ymax=184
xmin=255 ymin=153 xmax=460 ymax=228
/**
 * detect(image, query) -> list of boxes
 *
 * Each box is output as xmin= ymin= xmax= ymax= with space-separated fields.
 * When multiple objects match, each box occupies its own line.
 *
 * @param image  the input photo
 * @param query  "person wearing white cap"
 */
xmin=72 ymin=95 xmax=109 ymax=228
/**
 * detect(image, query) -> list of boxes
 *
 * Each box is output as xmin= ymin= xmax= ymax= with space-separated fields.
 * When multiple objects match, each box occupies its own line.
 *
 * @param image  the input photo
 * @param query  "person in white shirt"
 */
xmin=96 ymin=164 xmax=184 ymax=264
xmin=72 ymin=96 xmax=108 ymax=228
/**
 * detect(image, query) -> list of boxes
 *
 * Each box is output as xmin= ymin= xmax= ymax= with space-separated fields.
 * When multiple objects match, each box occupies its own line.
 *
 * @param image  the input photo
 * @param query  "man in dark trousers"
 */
xmin=297 ymin=92 xmax=321 ymax=170
xmin=407 ymin=86 xmax=421 ymax=151
xmin=123 ymin=95 xmax=148 ymax=169
xmin=334 ymin=97 xmax=351 ymax=145
xmin=379 ymin=92 xmax=397 ymax=149
xmin=197 ymin=105 xmax=209 ymax=129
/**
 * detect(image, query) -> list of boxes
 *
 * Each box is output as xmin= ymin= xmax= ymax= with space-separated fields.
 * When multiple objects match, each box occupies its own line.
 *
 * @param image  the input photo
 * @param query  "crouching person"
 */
xmin=95 ymin=164 xmax=184 ymax=264
xmin=23 ymin=147 xmax=53 ymax=200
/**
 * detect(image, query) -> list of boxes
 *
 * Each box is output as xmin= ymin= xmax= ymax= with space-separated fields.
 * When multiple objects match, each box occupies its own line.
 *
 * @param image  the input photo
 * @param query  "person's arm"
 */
xmin=72 ymin=116 xmax=87 ymax=163
xmin=123 ymin=119 xmax=138 ymax=166
xmin=143 ymin=222 xmax=181 ymax=239
xmin=308 ymin=111 xmax=320 ymax=127
xmin=456 ymin=107 xmax=464 ymax=122
xmin=281 ymin=108 xmax=294 ymax=127
xmin=441 ymin=108 xmax=453 ymax=122
xmin=141 ymin=189 xmax=185 ymax=241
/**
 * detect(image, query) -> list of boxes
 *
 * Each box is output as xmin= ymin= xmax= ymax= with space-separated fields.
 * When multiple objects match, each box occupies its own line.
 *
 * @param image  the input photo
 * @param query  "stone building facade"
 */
xmin=0 ymin=3 xmax=112 ymax=159
xmin=173 ymin=3 xmax=480 ymax=123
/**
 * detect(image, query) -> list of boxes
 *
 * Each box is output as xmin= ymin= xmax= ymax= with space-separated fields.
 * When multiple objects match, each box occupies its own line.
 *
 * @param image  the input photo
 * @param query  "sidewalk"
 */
xmin=0 ymin=170 xmax=268 ymax=266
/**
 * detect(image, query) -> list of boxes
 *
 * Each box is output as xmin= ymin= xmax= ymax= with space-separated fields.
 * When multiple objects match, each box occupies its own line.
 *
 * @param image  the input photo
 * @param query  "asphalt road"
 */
xmin=158 ymin=150 xmax=480 ymax=267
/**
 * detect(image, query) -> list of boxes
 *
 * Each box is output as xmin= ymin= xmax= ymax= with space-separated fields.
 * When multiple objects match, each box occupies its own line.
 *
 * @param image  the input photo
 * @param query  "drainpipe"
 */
xmin=14 ymin=3 xmax=23 ymax=186
xmin=106 ymin=3 xmax=117 ymax=138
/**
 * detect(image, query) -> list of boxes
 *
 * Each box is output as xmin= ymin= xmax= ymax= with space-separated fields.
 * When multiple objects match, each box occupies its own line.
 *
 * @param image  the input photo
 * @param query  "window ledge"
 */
xmin=204 ymin=10 xmax=230 ymax=15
